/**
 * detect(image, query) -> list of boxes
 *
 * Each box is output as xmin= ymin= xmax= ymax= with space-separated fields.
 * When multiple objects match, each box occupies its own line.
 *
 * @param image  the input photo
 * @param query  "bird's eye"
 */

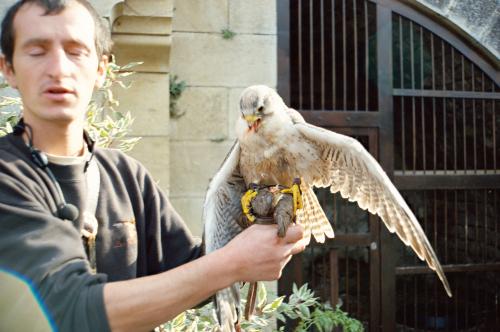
xmin=257 ymin=106 xmax=264 ymax=113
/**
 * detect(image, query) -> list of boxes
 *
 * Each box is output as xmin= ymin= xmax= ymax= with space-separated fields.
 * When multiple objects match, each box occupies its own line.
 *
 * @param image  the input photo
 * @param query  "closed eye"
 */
xmin=65 ymin=40 xmax=91 ymax=57
xmin=27 ymin=46 xmax=46 ymax=56
xmin=67 ymin=47 xmax=89 ymax=57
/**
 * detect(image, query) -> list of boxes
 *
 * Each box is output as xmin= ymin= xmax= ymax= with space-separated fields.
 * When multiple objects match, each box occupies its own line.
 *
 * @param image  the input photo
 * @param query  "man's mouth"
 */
xmin=43 ymin=86 xmax=75 ymax=101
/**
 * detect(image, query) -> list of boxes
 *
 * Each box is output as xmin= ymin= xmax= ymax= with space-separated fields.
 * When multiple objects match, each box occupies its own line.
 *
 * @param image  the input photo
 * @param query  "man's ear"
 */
xmin=95 ymin=55 xmax=109 ymax=89
xmin=0 ymin=55 xmax=17 ymax=89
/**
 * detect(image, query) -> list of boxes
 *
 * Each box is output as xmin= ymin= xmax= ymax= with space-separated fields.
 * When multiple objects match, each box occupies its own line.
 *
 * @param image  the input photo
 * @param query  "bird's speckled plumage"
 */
xmin=203 ymin=85 xmax=451 ymax=331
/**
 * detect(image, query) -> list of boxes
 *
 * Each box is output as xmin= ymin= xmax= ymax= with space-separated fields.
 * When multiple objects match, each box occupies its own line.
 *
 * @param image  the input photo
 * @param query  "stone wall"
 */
xmin=0 ymin=0 xmax=122 ymax=17
xmin=109 ymin=0 xmax=173 ymax=196
xmin=169 ymin=0 xmax=277 ymax=235
xmin=417 ymin=0 xmax=499 ymax=59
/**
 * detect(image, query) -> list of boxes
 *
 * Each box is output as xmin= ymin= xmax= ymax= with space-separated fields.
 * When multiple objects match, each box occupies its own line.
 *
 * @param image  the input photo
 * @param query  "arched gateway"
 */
xmin=277 ymin=1 xmax=499 ymax=330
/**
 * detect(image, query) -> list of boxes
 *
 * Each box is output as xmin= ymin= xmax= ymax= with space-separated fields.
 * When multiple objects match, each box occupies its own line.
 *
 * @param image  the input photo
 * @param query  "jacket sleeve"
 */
xmin=0 ymin=175 xmax=110 ymax=332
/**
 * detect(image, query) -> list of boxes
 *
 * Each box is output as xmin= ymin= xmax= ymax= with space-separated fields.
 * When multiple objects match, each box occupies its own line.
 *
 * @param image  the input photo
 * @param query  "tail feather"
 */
xmin=215 ymin=285 xmax=241 ymax=332
xmin=296 ymin=187 xmax=334 ymax=243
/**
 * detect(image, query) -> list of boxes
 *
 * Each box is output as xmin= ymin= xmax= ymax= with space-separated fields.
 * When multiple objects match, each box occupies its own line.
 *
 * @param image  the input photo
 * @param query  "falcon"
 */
xmin=203 ymin=85 xmax=452 ymax=331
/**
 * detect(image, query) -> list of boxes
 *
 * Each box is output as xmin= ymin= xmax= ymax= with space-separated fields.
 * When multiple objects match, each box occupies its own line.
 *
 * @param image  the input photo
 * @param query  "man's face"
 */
xmin=0 ymin=1 xmax=107 ymax=127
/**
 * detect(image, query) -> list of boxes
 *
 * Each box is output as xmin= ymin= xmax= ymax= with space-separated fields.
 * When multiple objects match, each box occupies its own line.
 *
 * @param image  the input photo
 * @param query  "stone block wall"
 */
xmin=169 ymin=0 xmax=277 ymax=236
xmin=417 ymin=0 xmax=500 ymax=59
xmin=110 ymin=0 xmax=173 ymax=192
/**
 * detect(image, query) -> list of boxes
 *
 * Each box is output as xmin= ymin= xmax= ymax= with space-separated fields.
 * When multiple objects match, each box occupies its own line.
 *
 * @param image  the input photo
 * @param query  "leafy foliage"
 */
xmin=169 ymin=74 xmax=187 ymax=118
xmin=221 ymin=28 xmax=236 ymax=40
xmin=0 ymin=60 xmax=142 ymax=151
xmin=0 ymin=97 xmax=21 ymax=136
xmin=275 ymin=284 xmax=364 ymax=332
xmin=156 ymin=283 xmax=364 ymax=332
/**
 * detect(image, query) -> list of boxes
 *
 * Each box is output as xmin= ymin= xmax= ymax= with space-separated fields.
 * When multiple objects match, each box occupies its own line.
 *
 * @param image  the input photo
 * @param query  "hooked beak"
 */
xmin=244 ymin=114 xmax=262 ymax=132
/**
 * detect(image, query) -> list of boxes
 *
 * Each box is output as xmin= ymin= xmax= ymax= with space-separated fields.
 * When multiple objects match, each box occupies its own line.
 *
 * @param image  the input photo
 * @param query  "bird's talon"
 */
xmin=280 ymin=178 xmax=303 ymax=219
xmin=276 ymin=216 xmax=289 ymax=238
xmin=241 ymin=185 xmax=258 ymax=224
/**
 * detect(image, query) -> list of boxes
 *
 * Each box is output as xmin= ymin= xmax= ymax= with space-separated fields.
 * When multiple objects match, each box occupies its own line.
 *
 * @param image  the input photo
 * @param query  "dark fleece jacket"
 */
xmin=0 ymin=133 xmax=202 ymax=331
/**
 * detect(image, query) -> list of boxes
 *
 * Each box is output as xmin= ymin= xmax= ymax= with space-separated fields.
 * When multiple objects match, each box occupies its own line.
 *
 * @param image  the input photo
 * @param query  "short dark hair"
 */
xmin=1 ymin=0 xmax=112 ymax=65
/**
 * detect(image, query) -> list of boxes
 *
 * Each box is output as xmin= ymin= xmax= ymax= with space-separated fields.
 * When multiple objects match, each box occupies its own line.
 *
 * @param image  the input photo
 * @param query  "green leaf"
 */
xmin=117 ymin=71 xmax=135 ymax=78
xmin=116 ymin=81 xmax=132 ymax=89
xmin=269 ymin=296 xmax=284 ymax=310
xmin=298 ymin=304 xmax=310 ymax=318
xmin=276 ymin=313 xmax=286 ymax=322
xmin=221 ymin=28 xmax=236 ymax=39
xmin=120 ymin=61 xmax=144 ymax=70
xmin=171 ymin=311 xmax=186 ymax=326
xmin=257 ymin=282 xmax=267 ymax=308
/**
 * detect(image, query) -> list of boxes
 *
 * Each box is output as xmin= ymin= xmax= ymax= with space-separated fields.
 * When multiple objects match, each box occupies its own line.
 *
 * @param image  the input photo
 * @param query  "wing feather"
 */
xmin=203 ymin=141 xmax=246 ymax=253
xmin=202 ymin=141 xmax=246 ymax=330
xmin=295 ymin=122 xmax=452 ymax=297
xmin=296 ymin=187 xmax=335 ymax=244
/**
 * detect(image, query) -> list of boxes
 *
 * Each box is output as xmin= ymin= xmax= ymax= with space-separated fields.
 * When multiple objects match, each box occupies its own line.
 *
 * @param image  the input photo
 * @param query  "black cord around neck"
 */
xmin=11 ymin=118 xmax=96 ymax=222
xmin=13 ymin=118 xmax=95 ymax=171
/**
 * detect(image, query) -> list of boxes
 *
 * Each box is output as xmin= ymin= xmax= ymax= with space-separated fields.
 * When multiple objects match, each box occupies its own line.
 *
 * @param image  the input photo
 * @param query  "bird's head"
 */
xmin=236 ymin=85 xmax=288 ymax=136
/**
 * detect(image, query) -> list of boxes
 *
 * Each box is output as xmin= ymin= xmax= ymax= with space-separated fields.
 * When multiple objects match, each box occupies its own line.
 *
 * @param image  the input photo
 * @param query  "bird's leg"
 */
xmin=274 ymin=194 xmax=293 ymax=237
xmin=280 ymin=178 xmax=303 ymax=221
xmin=241 ymin=183 xmax=259 ymax=224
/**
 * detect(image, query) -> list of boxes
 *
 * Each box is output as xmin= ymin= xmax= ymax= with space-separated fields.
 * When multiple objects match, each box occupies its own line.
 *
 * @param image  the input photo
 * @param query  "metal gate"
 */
xmin=277 ymin=0 xmax=500 ymax=331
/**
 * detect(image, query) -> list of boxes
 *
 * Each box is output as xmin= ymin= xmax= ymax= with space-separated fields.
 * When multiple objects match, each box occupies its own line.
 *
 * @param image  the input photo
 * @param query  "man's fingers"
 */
xmin=282 ymin=224 xmax=306 ymax=256
xmin=283 ymin=254 xmax=293 ymax=266
xmin=283 ymin=224 xmax=304 ymax=243
xmin=289 ymin=237 xmax=307 ymax=255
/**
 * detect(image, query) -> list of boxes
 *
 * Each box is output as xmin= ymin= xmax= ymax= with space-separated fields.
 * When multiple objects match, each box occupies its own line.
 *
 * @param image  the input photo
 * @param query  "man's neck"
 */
xmin=23 ymin=118 xmax=85 ymax=157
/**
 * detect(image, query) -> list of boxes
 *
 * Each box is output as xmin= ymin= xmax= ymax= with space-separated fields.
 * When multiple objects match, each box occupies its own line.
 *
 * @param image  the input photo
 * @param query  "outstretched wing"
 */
xmin=202 ymin=141 xmax=246 ymax=330
xmin=294 ymin=119 xmax=452 ymax=297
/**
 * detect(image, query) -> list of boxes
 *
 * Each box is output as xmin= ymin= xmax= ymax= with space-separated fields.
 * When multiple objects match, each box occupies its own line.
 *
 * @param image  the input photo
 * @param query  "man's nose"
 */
xmin=46 ymin=49 xmax=73 ymax=78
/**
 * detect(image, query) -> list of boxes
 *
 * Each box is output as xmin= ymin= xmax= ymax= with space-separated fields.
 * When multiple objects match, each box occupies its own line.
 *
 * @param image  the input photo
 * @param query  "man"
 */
xmin=0 ymin=1 xmax=305 ymax=331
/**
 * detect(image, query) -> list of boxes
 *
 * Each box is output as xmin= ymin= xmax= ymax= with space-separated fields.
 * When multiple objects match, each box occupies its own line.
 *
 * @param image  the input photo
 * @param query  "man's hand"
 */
xmin=104 ymin=224 xmax=305 ymax=332
xmin=221 ymin=223 xmax=305 ymax=283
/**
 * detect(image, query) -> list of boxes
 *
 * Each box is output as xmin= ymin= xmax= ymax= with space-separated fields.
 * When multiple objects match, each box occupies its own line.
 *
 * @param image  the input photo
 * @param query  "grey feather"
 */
xmin=203 ymin=142 xmax=246 ymax=330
